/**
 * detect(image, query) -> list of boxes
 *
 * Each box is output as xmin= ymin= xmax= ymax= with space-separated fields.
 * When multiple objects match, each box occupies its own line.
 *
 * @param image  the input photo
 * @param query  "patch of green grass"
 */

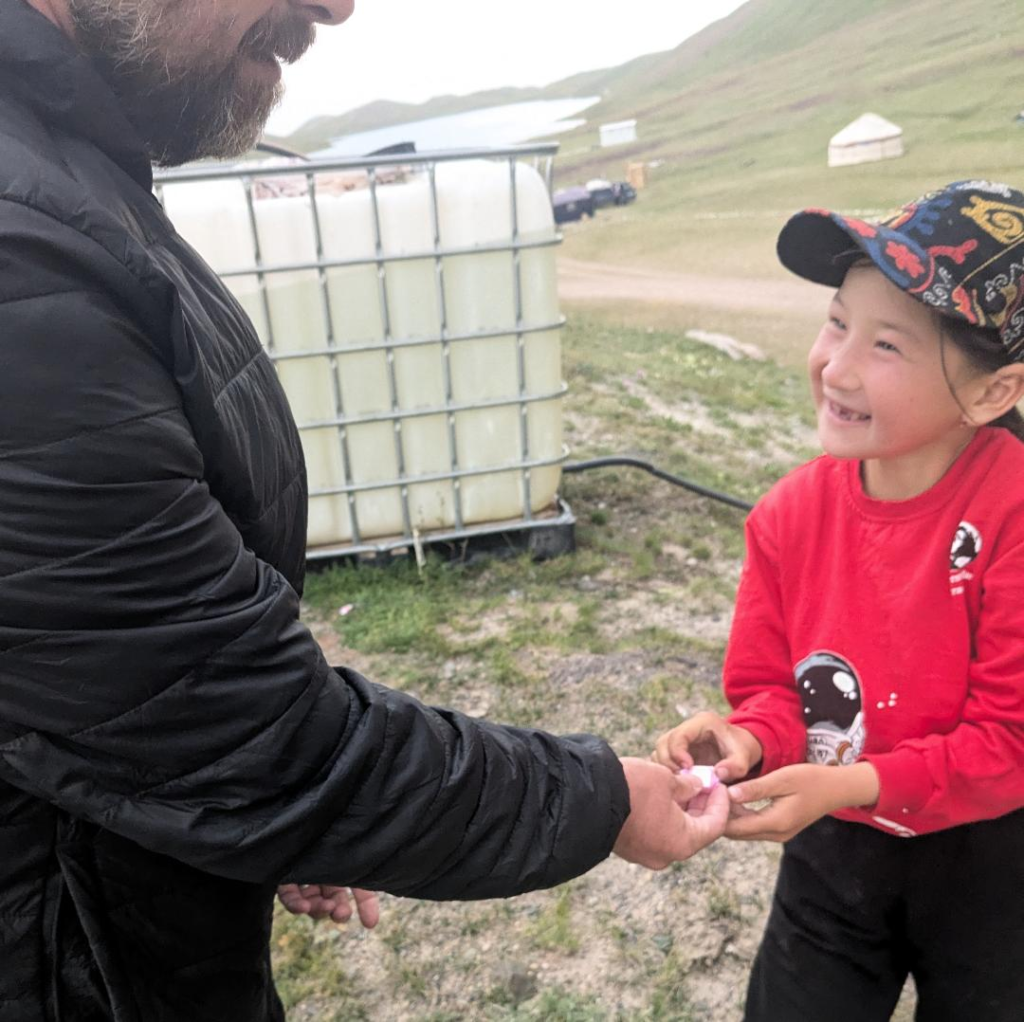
xmin=683 ymin=541 xmax=709 ymax=562
xmin=303 ymin=557 xmax=463 ymax=657
xmin=489 ymin=644 xmax=531 ymax=690
xmin=707 ymin=883 xmax=743 ymax=922
xmin=647 ymin=956 xmax=696 ymax=1022
xmin=514 ymin=988 xmax=609 ymax=1021
xmin=527 ymin=887 xmax=581 ymax=955
xmin=272 ymin=914 xmax=369 ymax=1019
xmin=379 ymin=917 xmax=412 ymax=954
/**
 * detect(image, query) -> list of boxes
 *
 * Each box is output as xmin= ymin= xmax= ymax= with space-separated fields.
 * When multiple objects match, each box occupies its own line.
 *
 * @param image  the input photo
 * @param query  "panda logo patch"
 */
xmin=950 ymin=521 xmax=982 ymax=571
xmin=795 ymin=652 xmax=865 ymax=767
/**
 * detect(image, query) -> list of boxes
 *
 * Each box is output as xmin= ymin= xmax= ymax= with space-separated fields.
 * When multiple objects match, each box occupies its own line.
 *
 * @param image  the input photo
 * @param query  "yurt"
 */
xmin=827 ymin=113 xmax=904 ymax=168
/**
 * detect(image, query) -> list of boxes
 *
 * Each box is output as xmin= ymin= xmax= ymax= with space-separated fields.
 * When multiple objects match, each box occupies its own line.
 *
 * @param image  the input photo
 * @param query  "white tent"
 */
xmin=827 ymin=113 xmax=904 ymax=168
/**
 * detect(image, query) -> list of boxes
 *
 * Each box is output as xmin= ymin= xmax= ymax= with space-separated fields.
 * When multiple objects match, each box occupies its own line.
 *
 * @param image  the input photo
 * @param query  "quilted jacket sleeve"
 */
xmin=0 ymin=201 xmax=629 ymax=899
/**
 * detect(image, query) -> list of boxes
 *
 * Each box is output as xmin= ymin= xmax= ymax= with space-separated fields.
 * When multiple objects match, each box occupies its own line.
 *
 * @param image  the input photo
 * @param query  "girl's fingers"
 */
xmin=724 ymin=808 xmax=788 ymax=841
xmin=714 ymin=752 xmax=749 ymax=782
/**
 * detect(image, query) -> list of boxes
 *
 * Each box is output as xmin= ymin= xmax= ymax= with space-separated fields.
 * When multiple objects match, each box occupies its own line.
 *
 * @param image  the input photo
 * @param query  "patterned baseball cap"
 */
xmin=777 ymin=180 xmax=1024 ymax=362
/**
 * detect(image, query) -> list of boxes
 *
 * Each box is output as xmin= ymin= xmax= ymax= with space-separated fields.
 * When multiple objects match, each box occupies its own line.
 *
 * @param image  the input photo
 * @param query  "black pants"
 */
xmin=743 ymin=810 xmax=1024 ymax=1022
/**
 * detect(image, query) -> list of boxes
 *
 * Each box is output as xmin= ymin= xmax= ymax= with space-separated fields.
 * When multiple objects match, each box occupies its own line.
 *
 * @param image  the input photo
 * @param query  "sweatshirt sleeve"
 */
xmin=861 ymin=532 xmax=1024 ymax=830
xmin=0 ymin=206 xmax=630 ymax=899
xmin=724 ymin=508 xmax=808 ymax=773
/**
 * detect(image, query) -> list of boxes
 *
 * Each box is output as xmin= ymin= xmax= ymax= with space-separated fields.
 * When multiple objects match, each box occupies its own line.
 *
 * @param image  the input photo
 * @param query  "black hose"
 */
xmin=562 ymin=456 xmax=754 ymax=512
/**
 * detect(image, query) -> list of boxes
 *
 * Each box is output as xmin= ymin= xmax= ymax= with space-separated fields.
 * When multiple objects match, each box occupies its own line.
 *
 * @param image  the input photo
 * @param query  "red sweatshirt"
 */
xmin=726 ymin=427 xmax=1024 ymax=837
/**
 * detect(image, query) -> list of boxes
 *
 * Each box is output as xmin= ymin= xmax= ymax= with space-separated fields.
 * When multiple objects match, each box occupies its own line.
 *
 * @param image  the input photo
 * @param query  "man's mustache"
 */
xmin=240 ymin=14 xmax=316 ymax=64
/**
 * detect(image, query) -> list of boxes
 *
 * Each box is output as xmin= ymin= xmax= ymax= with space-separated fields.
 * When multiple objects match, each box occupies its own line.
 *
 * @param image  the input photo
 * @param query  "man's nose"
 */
xmin=293 ymin=0 xmax=355 ymax=26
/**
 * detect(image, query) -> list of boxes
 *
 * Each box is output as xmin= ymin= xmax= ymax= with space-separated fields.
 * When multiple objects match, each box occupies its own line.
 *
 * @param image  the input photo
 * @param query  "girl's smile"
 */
xmin=824 ymin=398 xmax=870 ymax=424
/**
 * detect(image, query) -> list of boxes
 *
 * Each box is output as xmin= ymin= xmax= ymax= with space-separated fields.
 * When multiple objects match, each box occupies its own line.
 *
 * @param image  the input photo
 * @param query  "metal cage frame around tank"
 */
xmin=153 ymin=143 xmax=574 ymax=560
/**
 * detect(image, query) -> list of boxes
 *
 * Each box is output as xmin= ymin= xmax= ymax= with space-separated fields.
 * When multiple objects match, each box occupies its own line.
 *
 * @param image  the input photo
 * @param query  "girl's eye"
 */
xmin=875 ymin=339 xmax=901 ymax=354
xmin=828 ymin=315 xmax=846 ymax=330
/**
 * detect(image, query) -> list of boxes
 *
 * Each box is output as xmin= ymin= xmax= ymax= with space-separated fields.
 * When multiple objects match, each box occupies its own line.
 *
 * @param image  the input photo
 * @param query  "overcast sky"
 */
xmin=268 ymin=0 xmax=750 ymax=136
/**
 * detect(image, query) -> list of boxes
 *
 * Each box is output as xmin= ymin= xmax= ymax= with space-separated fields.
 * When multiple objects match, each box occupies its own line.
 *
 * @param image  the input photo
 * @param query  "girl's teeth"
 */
xmin=832 ymin=402 xmax=868 ymax=421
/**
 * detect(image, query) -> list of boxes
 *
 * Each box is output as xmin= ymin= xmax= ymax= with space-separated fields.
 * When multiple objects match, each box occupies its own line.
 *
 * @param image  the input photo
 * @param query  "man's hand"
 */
xmin=725 ymin=762 xmax=880 ymax=842
xmin=612 ymin=757 xmax=729 ymax=869
xmin=653 ymin=711 xmax=763 ymax=783
xmin=276 ymin=885 xmax=381 ymax=928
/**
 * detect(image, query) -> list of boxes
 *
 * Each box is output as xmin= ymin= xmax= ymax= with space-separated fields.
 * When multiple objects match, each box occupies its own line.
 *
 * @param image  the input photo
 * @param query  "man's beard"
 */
xmin=67 ymin=0 xmax=315 ymax=166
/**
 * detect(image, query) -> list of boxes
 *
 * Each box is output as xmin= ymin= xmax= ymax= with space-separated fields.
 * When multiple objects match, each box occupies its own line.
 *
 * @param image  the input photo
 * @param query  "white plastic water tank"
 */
xmin=160 ymin=159 xmax=563 ymax=550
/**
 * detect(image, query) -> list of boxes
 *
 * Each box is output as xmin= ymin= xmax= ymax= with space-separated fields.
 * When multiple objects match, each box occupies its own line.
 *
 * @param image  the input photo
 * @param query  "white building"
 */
xmin=828 ymin=113 xmax=904 ymax=168
xmin=599 ymin=119 xmax=638 ymax=148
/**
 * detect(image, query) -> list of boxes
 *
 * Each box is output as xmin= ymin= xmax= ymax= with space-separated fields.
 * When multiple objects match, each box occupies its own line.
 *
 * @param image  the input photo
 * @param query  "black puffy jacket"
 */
xmin=0 ymin=2 xmax=630 ymax=1018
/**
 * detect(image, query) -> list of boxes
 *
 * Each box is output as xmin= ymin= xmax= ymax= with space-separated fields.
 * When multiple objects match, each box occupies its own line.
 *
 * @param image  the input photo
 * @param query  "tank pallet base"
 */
xmin=305 ymin=499 xmax=576 ymax=569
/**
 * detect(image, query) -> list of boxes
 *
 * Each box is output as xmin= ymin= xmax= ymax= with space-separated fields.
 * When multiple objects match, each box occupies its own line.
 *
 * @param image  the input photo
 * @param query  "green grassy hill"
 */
xmin=550 ymin=0 xmax=1024 ymax=274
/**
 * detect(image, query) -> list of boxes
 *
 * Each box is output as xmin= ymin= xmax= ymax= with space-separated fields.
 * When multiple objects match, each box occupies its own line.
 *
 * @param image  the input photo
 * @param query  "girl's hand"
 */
xmin=652 ymin=711 xmax=763 ymax=783
xmin=725 ymin=762 xmax=880 ymax=842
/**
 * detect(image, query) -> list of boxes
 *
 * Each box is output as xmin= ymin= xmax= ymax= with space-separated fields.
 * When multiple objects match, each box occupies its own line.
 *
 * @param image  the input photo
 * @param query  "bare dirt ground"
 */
xmin=298 ymin=620 xmax=775 ymax=1022
xmin=557 ymin=258 xmax=822 ymax=315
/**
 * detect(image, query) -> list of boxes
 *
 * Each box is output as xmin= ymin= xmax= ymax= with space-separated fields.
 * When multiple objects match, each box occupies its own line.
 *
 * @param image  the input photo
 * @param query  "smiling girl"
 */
xmin=655 ymin=181 xmax=1024 ymax=1021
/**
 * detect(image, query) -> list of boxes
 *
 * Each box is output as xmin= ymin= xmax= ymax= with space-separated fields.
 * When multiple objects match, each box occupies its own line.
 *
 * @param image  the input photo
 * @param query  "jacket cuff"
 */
xmin=602 ymin=748 xmax=631 ymax=853
xmin=860 ymin=748 xmax=933 ymax=819
xmin=538 ymin=734 xmax=630 ymax=890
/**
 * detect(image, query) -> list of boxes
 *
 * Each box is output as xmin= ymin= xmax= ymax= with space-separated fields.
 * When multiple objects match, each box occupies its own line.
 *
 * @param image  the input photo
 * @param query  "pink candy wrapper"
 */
xmin=678 ymin=765 xmax=720 ymax=790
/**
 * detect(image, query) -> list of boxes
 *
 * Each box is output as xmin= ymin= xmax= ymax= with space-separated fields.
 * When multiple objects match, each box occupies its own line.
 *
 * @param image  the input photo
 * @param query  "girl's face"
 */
xmin=808 ymin=265 xmax=982 ymax=499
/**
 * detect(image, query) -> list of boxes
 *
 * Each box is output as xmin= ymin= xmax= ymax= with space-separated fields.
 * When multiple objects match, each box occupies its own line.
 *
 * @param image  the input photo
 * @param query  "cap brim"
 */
xmin=776 ymin=211 xmax=873 ymax=288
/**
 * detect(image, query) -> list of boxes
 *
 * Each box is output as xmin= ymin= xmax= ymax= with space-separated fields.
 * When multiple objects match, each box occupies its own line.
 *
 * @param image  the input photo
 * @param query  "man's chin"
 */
xmin=148 ymin=77 xmax=281 ymax=167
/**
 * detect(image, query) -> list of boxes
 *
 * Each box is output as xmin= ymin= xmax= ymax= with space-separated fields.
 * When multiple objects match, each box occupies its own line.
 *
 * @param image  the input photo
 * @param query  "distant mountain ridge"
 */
xmin=275 ymin=45 xmax=672 ymax=153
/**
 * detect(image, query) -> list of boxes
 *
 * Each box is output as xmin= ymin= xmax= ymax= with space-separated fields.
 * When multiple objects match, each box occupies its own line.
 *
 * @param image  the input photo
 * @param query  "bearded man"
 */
xmin=0 ymin=1 xmax=729 ymax=1018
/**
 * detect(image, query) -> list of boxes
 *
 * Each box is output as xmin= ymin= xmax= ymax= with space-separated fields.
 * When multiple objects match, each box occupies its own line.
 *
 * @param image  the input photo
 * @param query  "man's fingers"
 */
xmin=682 ymin=784 xmax=730 ymax=849
xmin=672 ymin=772 xmax=704 ymax=804
xmin=698 ymin=783 xmax=730 ymax=826
xmin=276 ymin=884 xmax=312 ymax=915
xmin=685 ymin=788 xmax=712 ymax=814
xmin=320 ymin=887 xmax=355 ymax=923
xmin=276 ymin=885 xmax=380 ymax=927
xmin=353 ymin=889 xmax=381 ymax=929
xmin=329 ymin=896 xmax=354 ymax=924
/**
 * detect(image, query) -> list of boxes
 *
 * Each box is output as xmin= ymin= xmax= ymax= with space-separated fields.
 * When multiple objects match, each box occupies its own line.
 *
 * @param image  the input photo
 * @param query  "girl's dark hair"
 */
xmin=939 ymin=316 xmax=1024 ymax=443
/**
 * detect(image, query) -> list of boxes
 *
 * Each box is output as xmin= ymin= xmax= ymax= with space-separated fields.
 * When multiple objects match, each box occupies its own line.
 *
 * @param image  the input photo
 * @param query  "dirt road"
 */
xmin=557 ymin=256 xmax=823 ymax=314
